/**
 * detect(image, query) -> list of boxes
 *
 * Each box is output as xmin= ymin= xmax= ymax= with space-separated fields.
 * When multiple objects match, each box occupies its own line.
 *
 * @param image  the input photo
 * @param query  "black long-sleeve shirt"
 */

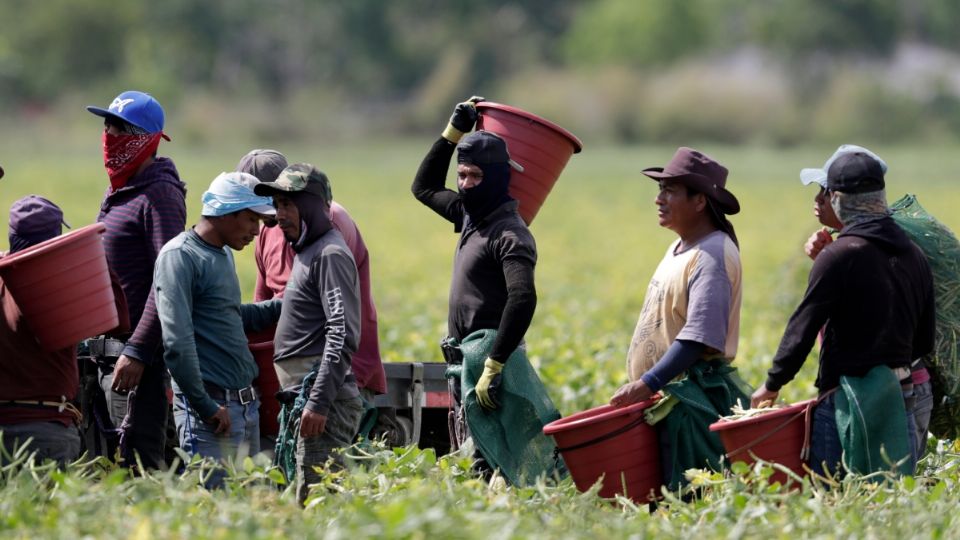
xmin=766 ymin=217 xmax=935 ymax=392
xmin=412 ymin=137 xmax=537 ymax=362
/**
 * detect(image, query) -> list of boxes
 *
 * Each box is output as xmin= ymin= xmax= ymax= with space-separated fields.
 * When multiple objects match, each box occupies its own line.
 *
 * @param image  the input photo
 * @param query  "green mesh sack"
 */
xmin=446 ymin=329 xmax=564 ymax=485
xmin=891 ymin=194 xmax=960 ymax=439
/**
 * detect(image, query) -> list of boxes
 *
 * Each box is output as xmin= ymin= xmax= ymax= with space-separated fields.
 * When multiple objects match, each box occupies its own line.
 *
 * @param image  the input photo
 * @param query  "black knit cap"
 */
xmin=456 ymin=131 xmax=524 ymax=172
xmin=827 ymin=151 xmax=885 ymax=194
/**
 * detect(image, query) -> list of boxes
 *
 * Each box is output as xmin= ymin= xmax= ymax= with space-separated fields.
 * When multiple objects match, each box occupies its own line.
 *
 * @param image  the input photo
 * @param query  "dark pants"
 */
xmin=1 ymin=422 xmax=81 ymax=466
xmin=296 ymin=394 xmax=363 ymax=506
xmin=101 ymin=360 xmax=169 ymax=469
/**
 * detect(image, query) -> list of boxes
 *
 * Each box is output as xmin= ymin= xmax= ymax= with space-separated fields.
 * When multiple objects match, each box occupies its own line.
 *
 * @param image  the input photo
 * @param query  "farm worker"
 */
xmin=412 ymin=98 xmax=537 ymax=412
xmin=86 ymin=90 xmax=186 ymax=468
xmin=412 ymin=98 xmax=537 ymax=413
xmin=1 ymin=196 xmax=129 ymax=465
xmin=154 ymin=172 xmax=281 ymax=477
xmin=751 ymin=152 xmax=935 ymax=477
xmin=609 ymin=147 xmax=749 ymax=490
xmin=237 ymin=150 xmax=387 ymax=443
xmin=253 ymin=164 xmax=364 ymax=506
xmin=799 ymin=145 xmax=934 ymax=462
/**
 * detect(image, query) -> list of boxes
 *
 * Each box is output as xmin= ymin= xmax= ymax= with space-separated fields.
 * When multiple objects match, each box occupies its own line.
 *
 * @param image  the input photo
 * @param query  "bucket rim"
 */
xmin=248 ymin=341 xmax=273 ymax=351
xmin=0 ymin=222 xmax=106 ymax=272
xmin=708 ymin=398 xmax=817 ymax=432
xmin=476 ymin=101 xmax=584 ymax=154
xmin=543 ymin=398 xmax=657 ymax=435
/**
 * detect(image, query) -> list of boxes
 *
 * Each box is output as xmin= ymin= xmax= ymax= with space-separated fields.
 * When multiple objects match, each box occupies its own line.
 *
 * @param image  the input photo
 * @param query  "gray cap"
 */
xmin=800 ymin=144 xmax=887 ymax=189
xmin=237 ymin=149 xmax=288 ymax=184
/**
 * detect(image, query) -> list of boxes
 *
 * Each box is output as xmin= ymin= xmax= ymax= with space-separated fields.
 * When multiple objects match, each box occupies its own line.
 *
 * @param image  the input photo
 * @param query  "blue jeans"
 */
xmin=810 ymin=394 xmax=843 ymax=477
xmin=912 ymin=380 xmax=933 ymax=459
xmin=173 ymin=393 xmax=260 ymax=466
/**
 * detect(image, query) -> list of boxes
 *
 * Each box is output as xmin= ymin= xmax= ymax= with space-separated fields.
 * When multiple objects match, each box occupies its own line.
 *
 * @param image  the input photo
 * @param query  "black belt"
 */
xmin=86 ymin=336 xmax=126 ymax=359
xmin=203 ymin=381 xmax=258 ymax=405
xmin=440 ymin=337 xmax=463 ymax=364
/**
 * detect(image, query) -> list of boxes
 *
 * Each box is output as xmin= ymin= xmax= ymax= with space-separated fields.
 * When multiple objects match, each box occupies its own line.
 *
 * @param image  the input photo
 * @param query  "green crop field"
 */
xmin=3 ymin=140 xmax=960 ymax=538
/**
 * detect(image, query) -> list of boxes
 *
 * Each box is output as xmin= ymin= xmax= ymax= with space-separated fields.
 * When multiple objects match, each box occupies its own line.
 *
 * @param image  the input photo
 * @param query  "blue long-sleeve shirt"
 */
xmin=154 ymin=229 xmax=281 ymax=418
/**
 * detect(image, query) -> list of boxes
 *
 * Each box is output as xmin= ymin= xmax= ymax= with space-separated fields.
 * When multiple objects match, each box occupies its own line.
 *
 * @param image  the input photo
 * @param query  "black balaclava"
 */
xmin=459 ymin=161 xmax=513 ymax=223
xmin=289 ymin=191 xmax=333 ymax=252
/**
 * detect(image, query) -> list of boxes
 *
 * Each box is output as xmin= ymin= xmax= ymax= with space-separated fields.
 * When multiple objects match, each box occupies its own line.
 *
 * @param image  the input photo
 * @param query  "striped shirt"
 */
xmin=97 ymin=157 xmax=187 ymax=365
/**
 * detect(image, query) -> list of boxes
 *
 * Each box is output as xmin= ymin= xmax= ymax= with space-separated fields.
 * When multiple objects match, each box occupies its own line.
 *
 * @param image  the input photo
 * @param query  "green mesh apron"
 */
xmin=891 ymin=194 xmax=960 ymax=439
xmin=443 ymin=329 xmax=564 ymax=486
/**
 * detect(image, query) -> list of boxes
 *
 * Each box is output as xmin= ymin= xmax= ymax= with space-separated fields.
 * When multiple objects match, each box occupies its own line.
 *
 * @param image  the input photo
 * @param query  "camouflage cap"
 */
xmin=253 ymin=163 xmax=332 ymax=205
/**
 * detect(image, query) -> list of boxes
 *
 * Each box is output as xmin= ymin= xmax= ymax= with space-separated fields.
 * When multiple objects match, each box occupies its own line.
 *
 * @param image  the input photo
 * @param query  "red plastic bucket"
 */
xmin=709 ymin=399 xmax=816 ymax=484
xmin=543 ymin=399 xmax=661 ymax=502
xmin=0 ymin=223 xmax=118 ymax=352
xmin=247 ymin=327 xmax=281 ymax=437
xmin=476 ymin=102 xmax=583 ymax=225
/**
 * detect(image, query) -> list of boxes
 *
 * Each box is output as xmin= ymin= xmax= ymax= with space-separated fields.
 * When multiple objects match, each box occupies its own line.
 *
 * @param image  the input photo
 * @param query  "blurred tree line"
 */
xmin=2 ymin=0 xmax=960 ymax=144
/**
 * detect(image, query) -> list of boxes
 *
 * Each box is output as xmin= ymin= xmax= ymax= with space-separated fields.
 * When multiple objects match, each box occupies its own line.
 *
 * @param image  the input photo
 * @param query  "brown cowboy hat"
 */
xmin=642 ymin=147 xmax=740 ymax=215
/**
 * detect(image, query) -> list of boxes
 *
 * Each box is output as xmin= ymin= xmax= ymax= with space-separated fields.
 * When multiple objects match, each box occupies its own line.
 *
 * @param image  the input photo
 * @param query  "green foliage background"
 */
xmin=4 ymin=0 xmax=960 ymax=144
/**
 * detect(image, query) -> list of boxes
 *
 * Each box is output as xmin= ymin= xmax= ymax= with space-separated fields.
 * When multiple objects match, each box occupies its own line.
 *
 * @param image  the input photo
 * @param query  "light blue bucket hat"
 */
xmin=201 ymin=172 xmax=276 ymax=217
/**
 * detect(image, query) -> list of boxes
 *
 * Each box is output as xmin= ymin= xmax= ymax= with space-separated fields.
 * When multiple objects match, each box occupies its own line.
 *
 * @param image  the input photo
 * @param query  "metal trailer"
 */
xmin=373 ymin=362 xmax=454 ymax=454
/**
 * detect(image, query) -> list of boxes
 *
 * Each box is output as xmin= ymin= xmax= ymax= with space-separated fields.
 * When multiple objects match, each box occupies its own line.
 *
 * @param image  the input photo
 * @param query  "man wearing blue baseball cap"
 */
xmin=154 ymin=172 xmax=281 ymax=479
xmin=86 ymin=90 xmax=187 ymax=469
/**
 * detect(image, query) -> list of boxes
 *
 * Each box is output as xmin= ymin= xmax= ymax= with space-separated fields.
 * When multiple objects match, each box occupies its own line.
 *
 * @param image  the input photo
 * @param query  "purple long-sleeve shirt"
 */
xmin=97 ymin=157 xmax=187 ymax=365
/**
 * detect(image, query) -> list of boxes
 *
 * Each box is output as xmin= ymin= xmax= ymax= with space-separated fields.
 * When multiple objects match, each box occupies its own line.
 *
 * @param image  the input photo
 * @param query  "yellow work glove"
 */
xmin=441 ymin=96 xmax=485 ymax=143
xmin=475 ymin=358 xmax=504 ymax=410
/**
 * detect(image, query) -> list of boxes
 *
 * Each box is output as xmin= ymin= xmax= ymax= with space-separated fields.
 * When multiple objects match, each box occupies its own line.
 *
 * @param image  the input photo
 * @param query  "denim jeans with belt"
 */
xmin=172 ymin=387 xmax=260 ymax=487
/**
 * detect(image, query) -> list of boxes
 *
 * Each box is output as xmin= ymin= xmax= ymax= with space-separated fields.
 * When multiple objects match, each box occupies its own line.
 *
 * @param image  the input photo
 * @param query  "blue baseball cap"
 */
xmin=201 ymin=172 xmax=276 ymax=217
xmin=800 ymin=144 xmax=887 ymax=189
xmin=86 ymin=90 xmax=170 ymax=139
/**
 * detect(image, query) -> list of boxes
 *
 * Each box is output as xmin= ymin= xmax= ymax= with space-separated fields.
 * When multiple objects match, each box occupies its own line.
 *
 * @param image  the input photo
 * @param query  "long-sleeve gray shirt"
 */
xmin=154 ymin=229 xmax=281 ymax=418
xmin=274 ymin=228 xmax=361 ymax=415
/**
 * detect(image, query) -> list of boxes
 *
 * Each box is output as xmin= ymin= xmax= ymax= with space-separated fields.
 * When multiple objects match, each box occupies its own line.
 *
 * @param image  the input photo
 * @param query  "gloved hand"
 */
xmin=441 ymin=96 xmax=485 ymax=143
xmin=475 ymin=357 xmax=504 ymax=410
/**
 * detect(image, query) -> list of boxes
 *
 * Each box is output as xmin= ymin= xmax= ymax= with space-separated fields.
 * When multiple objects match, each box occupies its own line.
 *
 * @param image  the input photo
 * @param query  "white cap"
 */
xmin=800 ymin=144 xmax=888 ymax=188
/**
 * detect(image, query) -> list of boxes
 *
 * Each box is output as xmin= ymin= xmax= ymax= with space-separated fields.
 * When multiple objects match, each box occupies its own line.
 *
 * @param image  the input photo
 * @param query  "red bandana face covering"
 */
xmin=102 ymin=131 xmax=163 ymax=191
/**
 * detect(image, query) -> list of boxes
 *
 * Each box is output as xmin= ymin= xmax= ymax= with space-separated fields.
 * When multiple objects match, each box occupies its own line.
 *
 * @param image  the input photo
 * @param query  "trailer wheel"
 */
xmin=395 ymin=415 xmax=414 ymax=447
